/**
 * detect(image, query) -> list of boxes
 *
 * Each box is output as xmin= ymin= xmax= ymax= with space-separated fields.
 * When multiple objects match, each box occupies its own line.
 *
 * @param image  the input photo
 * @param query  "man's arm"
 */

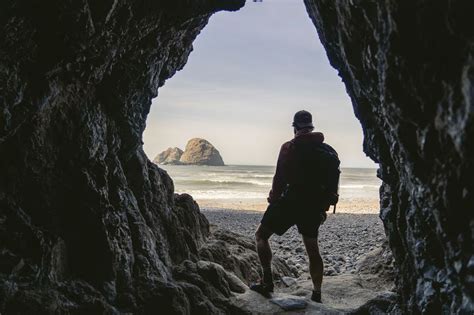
xmin=268 ymin=142 xmax=292 ymax=203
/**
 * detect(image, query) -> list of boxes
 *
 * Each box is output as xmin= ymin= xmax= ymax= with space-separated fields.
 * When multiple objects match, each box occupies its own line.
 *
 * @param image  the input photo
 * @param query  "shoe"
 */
xmin=311 ymin=290 xmax=322 ymax=303
xmin=249 ymin=282 xmax=274 ymax=298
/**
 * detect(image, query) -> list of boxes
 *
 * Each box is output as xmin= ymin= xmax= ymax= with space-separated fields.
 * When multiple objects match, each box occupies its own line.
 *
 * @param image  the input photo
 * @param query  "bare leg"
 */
xmin=302 ymin=235 xmax=323 ymax=292
xmin=255 ymin=224 xmax=274 ymax=285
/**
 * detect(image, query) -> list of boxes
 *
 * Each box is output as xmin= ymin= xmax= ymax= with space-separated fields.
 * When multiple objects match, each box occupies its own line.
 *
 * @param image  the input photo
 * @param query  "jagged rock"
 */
xmin=0 ymin=0 xmax=244 ymax=314
xmin=180 ymin=138 xmax=225 ymax=166
xmin=305 ymin=0 xmax=473 ymax=313
xmin=154 ymin=147 xmax=183 ymax=165
xmin=350 ymin=292 xmax=401 ymax=315
xmin=1 ymin=0 xmax=472 ymax=314
xmin=199 ymin=228 xmax=297 ymax=285
xmin=356 ymin=240 xmax=395 ymax=284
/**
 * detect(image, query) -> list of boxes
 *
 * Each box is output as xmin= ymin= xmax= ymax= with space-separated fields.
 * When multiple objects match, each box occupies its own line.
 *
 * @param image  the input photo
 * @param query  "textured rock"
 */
xmin=199 ymin=228 xmax=297 ymax=285
xmin=154 ymin=147 xmax=183 ymax=165
xmin=356 ymin=241 xmax=395 ymax=285
xmin=270 ymin=296 xmax=307 ymax=311
xmin=350 ymin=292 xmax=401 ymax=315
xmin=0 ymin=0 xmax=244 ymax=313
xmin=304 ymin=0 xmax=473 ymax=313
xmin=1 ymin=0 xmax=473 ymax=314
xmin=180 ymin=138 xmax=225 ymax=166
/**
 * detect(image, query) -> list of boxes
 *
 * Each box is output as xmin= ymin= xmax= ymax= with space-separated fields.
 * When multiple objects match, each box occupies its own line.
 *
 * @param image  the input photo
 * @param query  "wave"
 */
xmin=163 ymin=164 xmax=381 ymax=201
xmin=176 ymin=190 xmax=265 ymax=199
xmin=178 ymin=179 xmax=270 ymax=187
xmin=339 ymin=184 xmax=380 ymax=189
xmin=175 ymin=181 xmax=379 ymax=190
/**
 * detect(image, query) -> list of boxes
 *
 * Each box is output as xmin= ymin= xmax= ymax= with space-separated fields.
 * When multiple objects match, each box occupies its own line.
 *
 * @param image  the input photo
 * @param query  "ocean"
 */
xmin=159 ymin=165 xmax=381 ymax=213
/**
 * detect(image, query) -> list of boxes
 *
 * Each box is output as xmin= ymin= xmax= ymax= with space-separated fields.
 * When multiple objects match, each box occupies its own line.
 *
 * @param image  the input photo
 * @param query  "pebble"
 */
xmin=281 ymin=276 xmax=298 ymax=287
xmin=202 ymin=209 xmax=385 ymax=277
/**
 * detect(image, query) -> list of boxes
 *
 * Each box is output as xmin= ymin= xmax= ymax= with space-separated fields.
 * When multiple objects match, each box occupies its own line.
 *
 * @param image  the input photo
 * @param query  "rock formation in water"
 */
xmin=180 ymin=138 xmax=225 ymax=166
xmin=154 ymin=147 xmax=184 ymax=164
xmin=153 ymin=138 xmax=225 ymax=166
xmin=304 ymin=0 xmax=473 ymax=313
xmin=1 ymin=0 xmax=472 ymax=313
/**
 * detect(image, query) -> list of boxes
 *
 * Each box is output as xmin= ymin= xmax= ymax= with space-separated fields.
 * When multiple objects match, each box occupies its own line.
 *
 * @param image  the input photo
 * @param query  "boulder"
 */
xmin=153 ymin=147 xmax=183 ymax=165
xmin=199 ymin=228 xmax=297 ymax=285
xmin=180 ymin=138 xmax=225 ymax=166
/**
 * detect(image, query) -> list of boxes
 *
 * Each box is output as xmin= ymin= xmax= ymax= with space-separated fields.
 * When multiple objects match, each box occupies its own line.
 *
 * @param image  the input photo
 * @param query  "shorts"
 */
xmin=260 ymin=196 xmax=324 ymax=238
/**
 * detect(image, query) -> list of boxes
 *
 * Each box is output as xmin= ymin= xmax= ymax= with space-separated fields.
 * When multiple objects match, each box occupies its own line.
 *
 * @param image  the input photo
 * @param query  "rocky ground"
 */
xmin=202 ymin=209 xmax=388 ymax=277
xmin=201 ymin=208 xmax=397 ymax=313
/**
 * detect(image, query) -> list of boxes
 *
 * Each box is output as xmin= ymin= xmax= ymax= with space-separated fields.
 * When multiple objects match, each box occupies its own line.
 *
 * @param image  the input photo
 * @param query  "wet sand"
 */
xmin=197 ymin=198 xmax=380 ymax=214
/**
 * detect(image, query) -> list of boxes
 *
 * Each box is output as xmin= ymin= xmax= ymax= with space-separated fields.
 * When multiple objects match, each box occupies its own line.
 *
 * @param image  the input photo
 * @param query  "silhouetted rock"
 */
xmin=180 ymin=138 xmax=225 ymax=166
xmin=154 ymin=147 xmax=183 ymax=164
xmin=0 ymin=1 xmax=243 ymax=314
xmin=1 ymin=0 xmax=472 ymax=313
xmin=305 ymin=0 xmax=473 ymax=313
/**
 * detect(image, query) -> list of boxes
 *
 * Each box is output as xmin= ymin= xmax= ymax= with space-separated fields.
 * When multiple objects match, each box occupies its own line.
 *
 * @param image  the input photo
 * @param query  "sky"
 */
xmin=143 ymin=0 xmax=376 ymax=168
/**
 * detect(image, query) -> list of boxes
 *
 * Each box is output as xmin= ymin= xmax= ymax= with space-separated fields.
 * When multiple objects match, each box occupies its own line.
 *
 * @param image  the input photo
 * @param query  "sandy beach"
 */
xmin=198 ymin=198 xmax=380 ymax=214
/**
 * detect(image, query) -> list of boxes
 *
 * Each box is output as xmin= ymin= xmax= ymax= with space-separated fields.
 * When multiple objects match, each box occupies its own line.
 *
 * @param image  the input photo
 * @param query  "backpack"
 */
xmin=290 ymin=141 xmax=341 ymax=213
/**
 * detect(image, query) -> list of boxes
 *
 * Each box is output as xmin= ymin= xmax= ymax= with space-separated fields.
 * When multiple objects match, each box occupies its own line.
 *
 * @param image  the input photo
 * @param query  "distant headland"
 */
xmin=153 ymin=138 xmax=225 ymax=166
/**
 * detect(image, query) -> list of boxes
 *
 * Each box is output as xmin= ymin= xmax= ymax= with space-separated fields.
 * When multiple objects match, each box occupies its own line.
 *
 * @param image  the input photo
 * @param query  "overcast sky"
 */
xmin=143 ymin=0 xmax=376 ymax=168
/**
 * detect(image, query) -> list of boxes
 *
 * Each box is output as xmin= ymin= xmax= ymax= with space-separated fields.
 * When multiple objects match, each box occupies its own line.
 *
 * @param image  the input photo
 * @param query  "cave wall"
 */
xmin=1 ymin=0 xmax=473 ymax=313
xmin=0 ymin=0 xmax=245 ymax=313
xmin=304 ymin=0 xmax=473 ymax=313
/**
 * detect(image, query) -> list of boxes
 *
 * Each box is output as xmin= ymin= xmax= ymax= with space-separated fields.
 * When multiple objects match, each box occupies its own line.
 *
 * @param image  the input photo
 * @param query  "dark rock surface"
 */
xmin=350 ymin=292 xmax=401 ymax=315
xmin=199 ymin=227 xmax=297 ymax=284
xmin=304 ymin=0 xmax=473 ymax=313
xmin=179 ymin=138 xmax=225 ymax=166
xmin=1 ymin=0 xmax=472 ymax=314
xmin=0 ymin=0 xmax=245 ymax=313
xmin=154 ymin=147 xmax=184 ymax=165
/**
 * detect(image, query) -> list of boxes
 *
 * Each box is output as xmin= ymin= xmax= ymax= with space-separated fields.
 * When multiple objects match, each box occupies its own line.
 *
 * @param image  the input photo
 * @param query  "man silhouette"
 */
xmin=250 ymin=110 xmax=328 ymax=303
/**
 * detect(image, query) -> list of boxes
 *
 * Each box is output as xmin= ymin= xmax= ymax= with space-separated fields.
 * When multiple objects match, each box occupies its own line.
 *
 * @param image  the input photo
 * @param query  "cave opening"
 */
xmin=143 ymin=0 xmax=393 ymax=305
xmin=2 ymin=0 xmax=470 ymax=313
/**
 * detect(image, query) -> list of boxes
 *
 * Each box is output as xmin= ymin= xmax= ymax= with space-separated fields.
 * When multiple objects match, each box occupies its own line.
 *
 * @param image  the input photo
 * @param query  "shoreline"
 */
xmin=196 ymin=198 xmax=380 ymax=214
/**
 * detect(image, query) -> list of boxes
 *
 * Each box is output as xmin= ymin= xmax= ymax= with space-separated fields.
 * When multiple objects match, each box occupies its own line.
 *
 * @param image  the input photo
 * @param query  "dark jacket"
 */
xmin=268 ymin=131 xmax=325 ymax=203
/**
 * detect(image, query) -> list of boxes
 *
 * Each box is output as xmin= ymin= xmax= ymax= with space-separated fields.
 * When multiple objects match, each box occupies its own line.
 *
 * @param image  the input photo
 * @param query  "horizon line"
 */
xmin=158 ymin=163 xmax=378 ymax=169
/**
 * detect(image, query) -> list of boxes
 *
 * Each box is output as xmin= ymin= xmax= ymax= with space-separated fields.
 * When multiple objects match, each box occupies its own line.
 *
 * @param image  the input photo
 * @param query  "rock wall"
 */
xmin=0 ymin=0 xmax=246 ymax=313
xmin=1 ymin=0 xmax=472 ymax=313
xmin=304 ymin=0 xmax=473 ymax=313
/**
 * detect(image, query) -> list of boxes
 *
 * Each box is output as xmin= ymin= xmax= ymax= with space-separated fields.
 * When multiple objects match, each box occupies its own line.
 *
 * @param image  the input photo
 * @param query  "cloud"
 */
xmin=143 ymin=0 xmax=376 ymax=168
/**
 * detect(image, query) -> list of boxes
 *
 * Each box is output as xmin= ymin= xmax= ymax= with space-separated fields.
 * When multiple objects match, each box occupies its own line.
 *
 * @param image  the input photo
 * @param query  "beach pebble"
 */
xmin=281 ymin=276 xmax=298 ymax=287
xmin=202 ymin=209 xmax=385 ymax=277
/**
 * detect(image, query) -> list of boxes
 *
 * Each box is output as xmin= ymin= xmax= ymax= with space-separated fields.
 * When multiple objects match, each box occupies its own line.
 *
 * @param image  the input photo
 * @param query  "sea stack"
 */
xmin=180 ymin=138 xmax=225 ymax=166
xmin=153 ymin=147 xmax=183 ymax=165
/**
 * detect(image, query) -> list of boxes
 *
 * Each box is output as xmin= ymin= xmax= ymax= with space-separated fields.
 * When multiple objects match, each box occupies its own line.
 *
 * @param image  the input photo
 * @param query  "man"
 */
xmin=250 ymin=110 xmax=332 ymax=303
